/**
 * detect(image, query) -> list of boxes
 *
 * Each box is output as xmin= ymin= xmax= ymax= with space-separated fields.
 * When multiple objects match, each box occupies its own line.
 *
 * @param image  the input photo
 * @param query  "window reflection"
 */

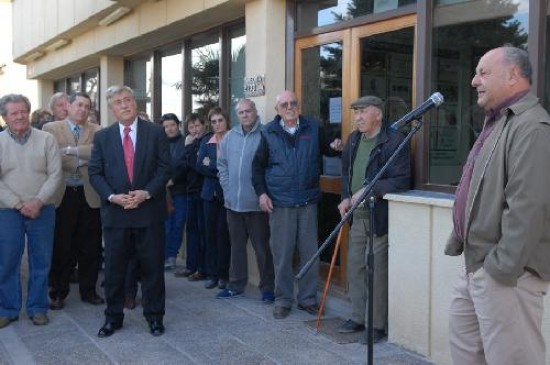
xmin=161 ymin=49 xmax=183 ymax=119
xmin=297 ymin=0 xmax=416 ymax=31
xmin=301 ymin=42 xmax=343 ymax=176
xmin=230 ymin=27 xmax=246 ymax=127
xmin=83 ymin=69 xmax=99 ymax=111
xmin=430 ymin=0 xmax=528 ymax=185
xmin=191 ymin=35 xmax=220 ymax=118
xmin=125 ymin=56 xmax=153 ymax=118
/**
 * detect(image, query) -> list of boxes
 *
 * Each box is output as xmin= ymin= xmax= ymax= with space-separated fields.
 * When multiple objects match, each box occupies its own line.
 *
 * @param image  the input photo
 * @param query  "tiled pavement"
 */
xmin=0 ymin=267 xmax=434 ymax=365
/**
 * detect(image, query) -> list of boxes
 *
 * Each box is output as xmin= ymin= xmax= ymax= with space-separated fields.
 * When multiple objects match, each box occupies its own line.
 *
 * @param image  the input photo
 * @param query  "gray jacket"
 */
xmin=218 ymin=119 xmax=263 ymax=212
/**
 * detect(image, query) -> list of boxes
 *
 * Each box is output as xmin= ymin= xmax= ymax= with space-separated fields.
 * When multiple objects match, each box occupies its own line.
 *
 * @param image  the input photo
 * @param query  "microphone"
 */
xmin=390 ymin=92 xmax=444 ymax=130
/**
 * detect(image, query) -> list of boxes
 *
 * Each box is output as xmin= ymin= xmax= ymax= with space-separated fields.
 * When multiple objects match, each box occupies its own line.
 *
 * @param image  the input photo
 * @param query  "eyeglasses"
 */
xmin=278 ymin=100 xmax=298 ymax=109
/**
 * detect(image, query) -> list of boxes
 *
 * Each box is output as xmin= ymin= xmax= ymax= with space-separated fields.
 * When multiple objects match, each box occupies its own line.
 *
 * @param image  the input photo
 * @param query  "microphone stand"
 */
xmin=295 ymin=119 xmax=424 ymax=365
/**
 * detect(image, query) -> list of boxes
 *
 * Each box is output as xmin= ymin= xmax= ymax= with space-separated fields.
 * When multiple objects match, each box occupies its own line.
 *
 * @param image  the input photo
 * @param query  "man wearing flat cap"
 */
xmin=337 ymin=95 xmax=410 ymax=343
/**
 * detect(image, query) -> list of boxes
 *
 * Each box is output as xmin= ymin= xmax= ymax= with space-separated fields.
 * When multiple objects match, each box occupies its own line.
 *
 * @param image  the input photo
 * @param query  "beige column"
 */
xmin=99 ymin=55 xmax=124 ymax=126
xmin=36 ymin=80 xmax=53 ymax=111
xmin=245 ymin=0 xmax=288 ymax=123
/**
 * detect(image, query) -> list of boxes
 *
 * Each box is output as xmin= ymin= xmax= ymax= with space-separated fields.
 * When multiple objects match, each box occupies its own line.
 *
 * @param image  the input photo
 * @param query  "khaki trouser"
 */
xmin=449 ymin=267 xmax=548 ymax=365
xmin=347 ymin=214 xmax=388 ymax=330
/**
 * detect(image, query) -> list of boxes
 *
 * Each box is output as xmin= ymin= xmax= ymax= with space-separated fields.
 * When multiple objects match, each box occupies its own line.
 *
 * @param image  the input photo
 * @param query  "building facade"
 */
xmin=12 ymin=0 xmax=550 ymax=363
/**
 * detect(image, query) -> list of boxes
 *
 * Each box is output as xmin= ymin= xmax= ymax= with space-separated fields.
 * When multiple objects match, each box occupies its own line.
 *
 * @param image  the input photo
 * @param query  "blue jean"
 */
xmin=185 ymin=193 xmax=203 ymax=272
xmin=0 ymin=205 xmax=55 ymax=318
xmin=164 ymin=194 xmax=188 ymax=259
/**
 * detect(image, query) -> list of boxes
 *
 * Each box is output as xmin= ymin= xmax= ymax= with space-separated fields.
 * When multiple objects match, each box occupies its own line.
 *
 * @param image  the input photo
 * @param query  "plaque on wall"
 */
xmin=244 ymin=75 xmax=265 ymax=97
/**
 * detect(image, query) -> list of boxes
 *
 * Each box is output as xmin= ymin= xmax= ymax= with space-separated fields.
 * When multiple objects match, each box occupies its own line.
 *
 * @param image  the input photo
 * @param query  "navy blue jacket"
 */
xmin=89 ymin=118 xmax=171 ymax=227
xmin=167 ymin=134 xmax=187 ymax=196
xmin=196 ymin=133 xmax=224 ymax=202
xmin=341 ymin=127 xmax=411 ymax=235
xmin=252 ymin=115 xmax=338 ymax=207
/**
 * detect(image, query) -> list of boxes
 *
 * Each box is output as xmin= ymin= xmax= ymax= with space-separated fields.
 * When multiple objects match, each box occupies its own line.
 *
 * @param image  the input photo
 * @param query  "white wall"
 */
xmin=0 ymin=1 xmax=38 ymax=123
xmin=387 ymin=191 xmax=550 ymax=365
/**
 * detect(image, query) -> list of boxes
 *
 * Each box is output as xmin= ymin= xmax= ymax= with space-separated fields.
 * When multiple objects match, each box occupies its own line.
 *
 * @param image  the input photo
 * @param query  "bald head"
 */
xmin=471 ymin=46 xmax=531 ymax=111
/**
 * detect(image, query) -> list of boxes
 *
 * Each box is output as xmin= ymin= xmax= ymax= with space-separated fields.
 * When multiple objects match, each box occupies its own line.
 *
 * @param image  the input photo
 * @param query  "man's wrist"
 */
xmin=108 ymin=194 xmax=115 ymax=203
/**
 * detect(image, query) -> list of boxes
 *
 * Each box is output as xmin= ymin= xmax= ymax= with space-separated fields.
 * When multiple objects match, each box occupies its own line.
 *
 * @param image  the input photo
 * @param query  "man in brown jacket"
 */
xmin=446 ymin=46 xmax=550 ymax=365
xmin=43 ymin=92 xmax=104 ymax=310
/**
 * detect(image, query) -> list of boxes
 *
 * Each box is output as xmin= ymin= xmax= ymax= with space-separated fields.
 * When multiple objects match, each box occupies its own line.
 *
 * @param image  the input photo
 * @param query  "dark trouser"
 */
xmin=49 ymin=186 xmax=101 ymax=299
xmin=124 ymin=255 xmax=139 ymax=301
xmin=226 ymin=210 xmax=274 ymax=293
xmin=203 ymin=199 xmax=230 ymax=280
xmin=103 ymin=225 xmax=165 ymax=323
xmin=185 ymin=193 xmax=204 ymax=272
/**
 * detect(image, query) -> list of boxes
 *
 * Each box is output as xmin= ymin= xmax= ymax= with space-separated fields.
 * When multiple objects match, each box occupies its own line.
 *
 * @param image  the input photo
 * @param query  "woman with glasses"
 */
xmin=196 ymin=107 xmax=231 ymax=290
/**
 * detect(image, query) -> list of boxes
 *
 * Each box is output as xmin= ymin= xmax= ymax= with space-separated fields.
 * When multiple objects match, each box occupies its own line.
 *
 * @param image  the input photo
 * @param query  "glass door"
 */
xmin=296 ymin=31 xmax=350 ymax=289
xmin=295 ymin=15 xmax=416 ymax=291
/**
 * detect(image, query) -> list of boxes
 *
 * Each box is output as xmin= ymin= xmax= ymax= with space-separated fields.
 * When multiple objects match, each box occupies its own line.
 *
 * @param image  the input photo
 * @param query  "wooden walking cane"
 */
xmin=316 ymin=225 xmax=345 ymax=331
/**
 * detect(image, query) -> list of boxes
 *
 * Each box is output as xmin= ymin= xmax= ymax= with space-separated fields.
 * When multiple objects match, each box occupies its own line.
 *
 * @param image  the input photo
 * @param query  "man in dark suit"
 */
xmin=89 ymin=85 xmax=170 ymax=337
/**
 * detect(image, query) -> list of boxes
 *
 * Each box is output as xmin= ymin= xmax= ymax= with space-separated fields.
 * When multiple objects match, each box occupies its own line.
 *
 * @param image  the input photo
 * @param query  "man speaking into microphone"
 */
xmin=337 ymin=95 xmax=410 ymax=343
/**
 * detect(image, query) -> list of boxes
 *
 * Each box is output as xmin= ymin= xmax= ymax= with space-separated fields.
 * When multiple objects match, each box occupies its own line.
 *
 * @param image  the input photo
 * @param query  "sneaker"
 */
xmin=216 ymin=289 xmax=243 ymax=299
xmin=337 ymin=319 xmax=365 ymax=334
xmin=261 ymin=291 xmax=274 ymax=304
xmin=0 ymin=316 xmax=18 ymax=329
xmin=164 ymin=257 xmax=176 ymax=270
xmin=30 ymin=313 xmax=49 ymax=326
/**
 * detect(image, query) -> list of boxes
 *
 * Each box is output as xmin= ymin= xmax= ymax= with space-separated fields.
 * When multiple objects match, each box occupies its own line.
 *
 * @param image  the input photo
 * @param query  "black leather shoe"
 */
xmin=359 ymin=329 xmax=386 ymax=344
xmin=273 ymin=306 xmax=291 ymax=319
xmin=97 ymin=321 xmax=122 ymax=338
xmin=148 ymin=320 xmax=165 ymax=337
xmin=337 ymin=319 xmax=365 ymax=334
xmin=49 ymin=297 xmax=65 ymax=310
xmin=297 ymin=303 xmax=319 ymax=315
xmin=82 ymin=292 xmax=105 ymax=305
xmin=204 ymin=279 xmax=218 ymax=289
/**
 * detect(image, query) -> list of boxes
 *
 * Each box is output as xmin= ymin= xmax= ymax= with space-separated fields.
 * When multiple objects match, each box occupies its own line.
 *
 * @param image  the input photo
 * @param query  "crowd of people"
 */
xmin=2 ymin=44 xmax=550 ymax=364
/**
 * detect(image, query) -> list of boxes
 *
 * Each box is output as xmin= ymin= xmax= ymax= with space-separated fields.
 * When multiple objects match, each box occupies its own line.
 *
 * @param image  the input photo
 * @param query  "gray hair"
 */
xmin=48 ymin=92 xmax=68 ymax=111
xmin=502 ymin=45 xmax=532 ymax=84
xmin=106 ymin=85 xmax=135 ymax=105
xmin=235 ymin=98 xmax=257 ymax=112
xmin=0 ymin=94 xmax=31 ymax=117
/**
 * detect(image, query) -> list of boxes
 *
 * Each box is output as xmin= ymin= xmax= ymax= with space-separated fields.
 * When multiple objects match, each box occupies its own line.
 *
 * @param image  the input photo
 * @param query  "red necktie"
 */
xmin=123 ymin=127 xmax=134 ymax=183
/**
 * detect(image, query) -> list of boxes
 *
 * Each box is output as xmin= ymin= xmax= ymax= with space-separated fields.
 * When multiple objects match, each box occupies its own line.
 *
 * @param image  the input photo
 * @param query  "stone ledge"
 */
xmin=385 ymin=190 xmax=454 ymax=208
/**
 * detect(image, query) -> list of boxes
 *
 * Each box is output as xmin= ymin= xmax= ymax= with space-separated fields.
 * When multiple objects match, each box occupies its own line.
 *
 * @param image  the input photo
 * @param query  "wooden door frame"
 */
xmin=293 ymin=14 xmax=417 ymax=294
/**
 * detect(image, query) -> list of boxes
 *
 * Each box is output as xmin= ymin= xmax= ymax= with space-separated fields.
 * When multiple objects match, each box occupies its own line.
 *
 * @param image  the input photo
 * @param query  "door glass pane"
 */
xmin=161 ymin=48 xmax=183 ymax=119
xmin=301 ymin=41 xmax=343 ymax=265
xmin=297 ymin=0 xmax=416 ymax=31
xmin=430 ymin=0 xmax=528 ymax=185
xmin=301 ymin=41 xmax=343 ymax=177
xmin=191 ymin=34 xmax=220 ymax=118
xmin=229 ymin=26 xmax=246 ymax=127
xmin=359 ymin=27 xmax=414 ymax=126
